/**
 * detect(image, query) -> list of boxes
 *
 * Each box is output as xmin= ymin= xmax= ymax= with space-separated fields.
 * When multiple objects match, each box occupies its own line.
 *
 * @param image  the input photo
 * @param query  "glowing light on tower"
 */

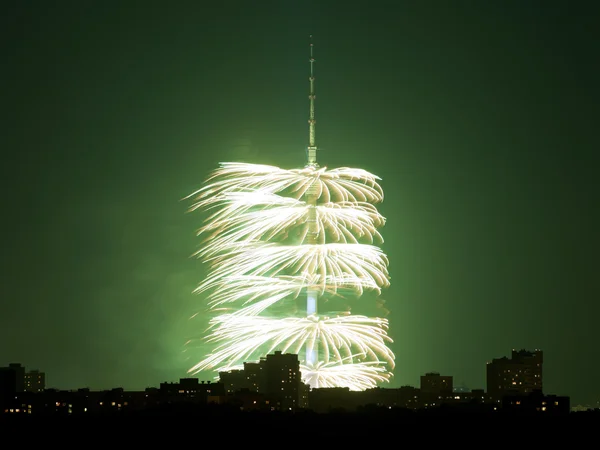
xmin=185 ymin=36 xmax=395 ymax=390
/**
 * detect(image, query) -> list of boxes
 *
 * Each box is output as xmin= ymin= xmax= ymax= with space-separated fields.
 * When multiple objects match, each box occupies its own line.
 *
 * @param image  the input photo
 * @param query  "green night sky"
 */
xmin=1 ymin=1 xmax=598 ymax=405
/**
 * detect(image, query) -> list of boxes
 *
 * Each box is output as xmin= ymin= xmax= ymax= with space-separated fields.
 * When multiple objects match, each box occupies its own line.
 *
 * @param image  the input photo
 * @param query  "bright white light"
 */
xmin=302 ymin=359 xmax=393 ymax=391
xmin=189 ymin=314 xmax=394 ymax=376
xmin=187 ymin=162 xmax=394 ymax=389
xmin=186 ymin=163 xmax=384 ymax=205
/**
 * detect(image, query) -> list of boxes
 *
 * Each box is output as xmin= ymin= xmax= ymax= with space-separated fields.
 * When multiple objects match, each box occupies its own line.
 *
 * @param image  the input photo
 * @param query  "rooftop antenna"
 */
xmin=306 ymin=35 xmax=318 ymax=167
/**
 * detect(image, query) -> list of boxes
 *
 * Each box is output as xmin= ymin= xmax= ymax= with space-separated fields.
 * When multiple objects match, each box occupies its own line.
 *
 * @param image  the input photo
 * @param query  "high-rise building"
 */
xmin=218 ymin=369 xmax=247 ymax=395
xmin=25 ymin=369 xmax=45 ymax=393
xmin=0 ymin=367 xmax=17 ymax=408
xmin=1 ymin=364 xmax=45 ymax=394
xmin=486 ymin=349 xmax=543 ymax=401
xmin=219 ymin=354 xmax=309 ymax=409
xmin=420 ymin=372 xmax=453 ymax=395
xmin=7 ymin=363 xmax=25 ymax=393
xmin=243 ymin=361 xmax=264 ymax=393
xmin=263 ymin=351 xmax=301 ymax=411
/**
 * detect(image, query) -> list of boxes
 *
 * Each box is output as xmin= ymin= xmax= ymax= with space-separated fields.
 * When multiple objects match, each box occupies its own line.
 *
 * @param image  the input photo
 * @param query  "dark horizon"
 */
xmin=1 ymin=1 xmax=598 ymax=406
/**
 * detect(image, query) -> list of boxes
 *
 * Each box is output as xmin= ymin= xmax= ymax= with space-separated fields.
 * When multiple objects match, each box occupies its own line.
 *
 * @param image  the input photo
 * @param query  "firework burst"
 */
xmin=185 ymin=35 xmax=393 ymax=390
xmin=186 ymin=163 xmax=394 ymax=390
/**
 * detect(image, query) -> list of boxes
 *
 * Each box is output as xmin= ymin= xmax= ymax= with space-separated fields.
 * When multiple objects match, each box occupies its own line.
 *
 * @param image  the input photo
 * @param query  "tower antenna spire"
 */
xmin=304 ymin=35 xmax=319 ymax=365
xmin=306 ymin=35 xmax=318 ymax=167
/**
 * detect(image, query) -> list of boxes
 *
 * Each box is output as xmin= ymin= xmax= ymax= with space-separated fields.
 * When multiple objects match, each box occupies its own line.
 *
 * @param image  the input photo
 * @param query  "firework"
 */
xmin=186 ymin=163 xmax=394 ymax=389
xmin=185 ymin=39 xmax=394 ymax=390
xmin=188 ymin=314 xmax=394 ymax=374
xmin=187 ymin=163 xmax=384 ymax=206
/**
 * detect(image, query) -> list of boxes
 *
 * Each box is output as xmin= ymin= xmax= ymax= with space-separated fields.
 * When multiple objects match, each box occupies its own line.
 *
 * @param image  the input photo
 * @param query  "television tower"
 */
xmin=305 ymin=35 xmax=319 ymax=365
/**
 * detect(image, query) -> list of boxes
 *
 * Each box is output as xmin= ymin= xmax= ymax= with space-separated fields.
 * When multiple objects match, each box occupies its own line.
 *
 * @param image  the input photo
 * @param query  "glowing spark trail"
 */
xmin=187 ymin=163 xmax=384 ymax=205
xmin=186 ymin=37 xmax=394 ymax=390
xmin=189 ymin=314 xmax=394 ymax=375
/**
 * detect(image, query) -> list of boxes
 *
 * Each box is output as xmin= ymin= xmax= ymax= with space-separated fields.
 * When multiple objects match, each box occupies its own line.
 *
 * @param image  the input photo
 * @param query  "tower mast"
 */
xmin=305 ymin=35 xmax=319 ymax=367
xmin=306 ymin=35 xmax=318 ymax=167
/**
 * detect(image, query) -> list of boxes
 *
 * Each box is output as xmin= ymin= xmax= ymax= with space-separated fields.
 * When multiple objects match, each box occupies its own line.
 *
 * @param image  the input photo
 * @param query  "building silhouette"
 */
xmin=243 ymin=361 xmax=263 ymax=393
xmin=219 ymin=361 xmax=266 ymax=395
xmin=0 ymin=363 xmax=46 ymax=395
xmin=159 ymin=377 xmax=223 ymax=396
xmin=219 ymin=369 xmax=247 ymax=395
xmin=420 ymin=372 xmax=453 ymax=395
xmin=3 ymin=348 xmax=576 ymax=417
xmin=263 ymin=351 xmax=301 ymax=411
xmin=502 ymin=391 xmax=569 ymax=414
xmin=486 ymin=349 xmax=543 ymax=401
xmin=219 ymin=351 xmax=309 ymax=410
xmin=25 ymin=369 xmax=45 ymax=393
xmin=5 ymin=363 xmax=25 ymax=392
xmin=0 ymin=367 xmax=17 ymax=409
